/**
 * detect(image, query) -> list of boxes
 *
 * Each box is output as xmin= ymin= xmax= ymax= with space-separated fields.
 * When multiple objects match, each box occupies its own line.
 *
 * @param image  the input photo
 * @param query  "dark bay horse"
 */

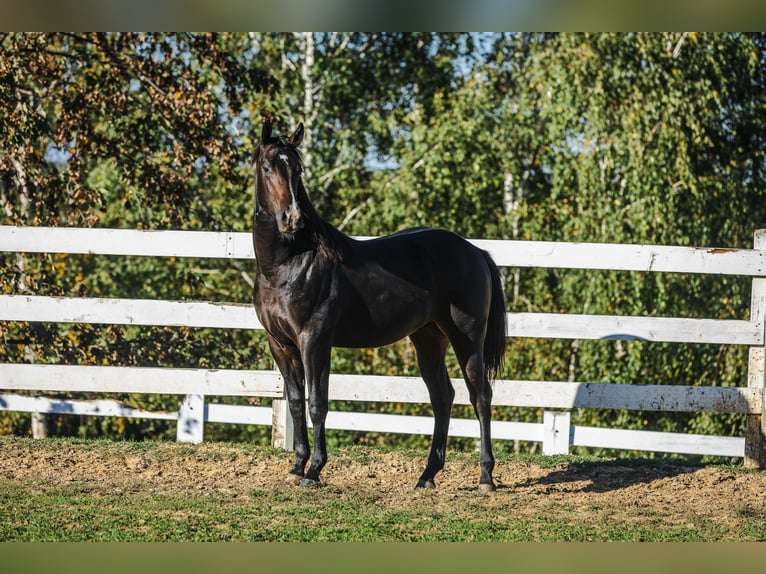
xmin=252 ymin=120 xmax=507 ymax=492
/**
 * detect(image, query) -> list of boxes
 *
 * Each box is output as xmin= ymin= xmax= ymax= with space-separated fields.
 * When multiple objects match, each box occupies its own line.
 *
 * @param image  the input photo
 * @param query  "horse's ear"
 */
xmin=261 ymin=119 xmax=272 ymax=143
xmin=290 ymin=122 xmax=304 ymax=147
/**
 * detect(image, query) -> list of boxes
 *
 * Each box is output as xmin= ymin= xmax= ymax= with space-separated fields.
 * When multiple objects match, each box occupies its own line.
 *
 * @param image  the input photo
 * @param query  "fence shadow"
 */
xmin=518 ymin=458 xmax=701 ymax=494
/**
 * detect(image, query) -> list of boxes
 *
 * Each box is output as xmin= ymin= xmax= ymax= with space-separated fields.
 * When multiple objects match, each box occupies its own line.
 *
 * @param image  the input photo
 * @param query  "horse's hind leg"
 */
xmin=439 ymin=306 xmax=496 ymax=492
xmin=452 ymin=339 xmax=495 ymax=492
xmin=410 ymin=324 xmax=454 ymax=489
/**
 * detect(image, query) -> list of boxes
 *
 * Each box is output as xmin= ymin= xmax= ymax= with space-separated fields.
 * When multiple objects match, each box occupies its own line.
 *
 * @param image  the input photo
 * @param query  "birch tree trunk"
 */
xmin=295 ymin=32 xmax=316 ymax=179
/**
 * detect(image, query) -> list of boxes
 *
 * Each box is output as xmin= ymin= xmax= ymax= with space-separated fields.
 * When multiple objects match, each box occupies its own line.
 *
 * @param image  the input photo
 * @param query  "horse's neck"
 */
xmin=253 ymin=216 xmax=315 ymax=276
xmin=303 ymin=205 xmax=346 ymax=263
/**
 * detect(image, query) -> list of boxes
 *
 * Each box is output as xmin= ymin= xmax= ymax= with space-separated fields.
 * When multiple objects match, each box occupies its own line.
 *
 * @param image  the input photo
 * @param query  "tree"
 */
xmin=3 ymin=33 xmax=766 ymax=454
xmin=0 ymin=32 xmax=477 ymax=443
xmin=0 ymin=32 xmax=276 ymax=439
xmin=483 ymin=32 xmax=766 ymax=446
xmin=331 ymin=32 xmax=766 ymax=451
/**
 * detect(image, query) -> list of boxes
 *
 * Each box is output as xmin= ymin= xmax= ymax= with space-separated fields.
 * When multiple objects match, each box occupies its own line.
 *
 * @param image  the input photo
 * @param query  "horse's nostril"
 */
xmin=282 ymin=209 xmax=296 ymax=227
xmin=279 ymin=208 xmax=303 ymax=232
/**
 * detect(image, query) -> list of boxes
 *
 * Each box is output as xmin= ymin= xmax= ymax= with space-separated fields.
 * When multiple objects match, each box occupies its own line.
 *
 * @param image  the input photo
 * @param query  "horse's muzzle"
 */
xmin=278 ymin=208 xmax=304 ymax=234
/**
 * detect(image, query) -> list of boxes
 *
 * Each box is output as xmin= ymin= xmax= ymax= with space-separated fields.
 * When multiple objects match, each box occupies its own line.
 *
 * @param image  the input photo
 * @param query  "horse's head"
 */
xmin=254 ymin=120 xmax=306 ymax=235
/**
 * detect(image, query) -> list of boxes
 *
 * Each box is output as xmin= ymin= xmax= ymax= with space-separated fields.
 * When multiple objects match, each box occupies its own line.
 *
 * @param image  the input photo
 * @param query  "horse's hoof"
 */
xmin=478 ymin=482 xmax=496 ymax=493
xmin=285 ymin=472 xmax=303 ymax=485
xmin=415 ymin=479 xmax=436 ymax=489
xmin=300 ymin=477 xmax=321 ymax=488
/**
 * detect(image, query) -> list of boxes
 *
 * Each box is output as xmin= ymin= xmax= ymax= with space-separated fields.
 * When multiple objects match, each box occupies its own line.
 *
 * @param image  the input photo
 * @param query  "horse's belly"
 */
xmin=332 ymin=301 xmax=432 ymax=349
xmin=332 ymin=324 xmax=424 ymax=349
xmin=331 ymin=243 xmax=442 ymax=348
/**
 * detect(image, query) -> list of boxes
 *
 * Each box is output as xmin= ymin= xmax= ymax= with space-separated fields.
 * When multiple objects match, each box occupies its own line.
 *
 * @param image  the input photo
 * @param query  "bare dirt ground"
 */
xmin=2 ymin=438 xmax=766 ymax=540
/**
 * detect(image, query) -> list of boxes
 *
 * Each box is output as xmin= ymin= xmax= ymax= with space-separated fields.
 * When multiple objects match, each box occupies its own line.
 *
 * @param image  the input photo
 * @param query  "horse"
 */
xmin=252 ymin=120 xmax=507 ymax=492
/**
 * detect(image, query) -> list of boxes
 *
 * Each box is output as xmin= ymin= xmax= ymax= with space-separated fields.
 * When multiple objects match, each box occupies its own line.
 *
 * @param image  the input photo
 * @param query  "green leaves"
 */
xmin=3 ymin=33 xmax=765 ymax=449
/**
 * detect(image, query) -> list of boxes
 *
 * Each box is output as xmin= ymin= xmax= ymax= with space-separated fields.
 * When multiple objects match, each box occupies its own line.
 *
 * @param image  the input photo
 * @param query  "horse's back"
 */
xmin=369 ymin=226 xmax=492 ymax=290
xmin=361 ymin=226 xmax=481 ymax=262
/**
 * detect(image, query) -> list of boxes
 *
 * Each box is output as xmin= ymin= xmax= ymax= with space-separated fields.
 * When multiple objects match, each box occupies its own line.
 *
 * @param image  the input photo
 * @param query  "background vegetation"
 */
xmin=2 ymin=33 xmax=765 ymax=455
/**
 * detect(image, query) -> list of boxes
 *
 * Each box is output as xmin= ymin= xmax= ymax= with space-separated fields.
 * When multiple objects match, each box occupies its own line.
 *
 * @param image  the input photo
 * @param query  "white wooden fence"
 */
xmin=1 ymin=225 xmax=765 ymax=466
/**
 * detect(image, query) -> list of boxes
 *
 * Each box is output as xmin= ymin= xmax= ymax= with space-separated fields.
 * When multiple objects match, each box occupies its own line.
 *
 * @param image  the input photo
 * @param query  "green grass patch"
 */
xmin=0 ymin=478 xmax=734 ymax=542
xmin=0 ymin=437 xmax=762 ymax=542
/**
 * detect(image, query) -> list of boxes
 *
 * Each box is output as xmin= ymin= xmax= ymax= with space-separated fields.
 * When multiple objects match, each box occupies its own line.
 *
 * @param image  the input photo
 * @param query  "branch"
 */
xmin=411 ymin=142 xmax=443 ymax=170
xmin=672 ymin=32 xmax=687 ymax=58
xmin=317 ymin=163 xmax=353 ymax=185
xmin=230 ymin=260 xmax=254 ymax=288
xmin=337 ymin=197 xmax=372 ymax=232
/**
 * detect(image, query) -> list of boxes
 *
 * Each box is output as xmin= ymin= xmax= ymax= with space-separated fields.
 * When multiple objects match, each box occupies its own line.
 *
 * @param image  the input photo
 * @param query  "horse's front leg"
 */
xmin=299 ymin=336 xmax=332 ymax=487
xmin=268 ymin=337 xmax=310 ymax=483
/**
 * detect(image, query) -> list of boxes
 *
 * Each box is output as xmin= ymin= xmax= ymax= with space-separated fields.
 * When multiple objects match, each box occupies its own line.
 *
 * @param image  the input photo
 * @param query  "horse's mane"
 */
xmin=297 ymin=178 xmax=345 ymax=264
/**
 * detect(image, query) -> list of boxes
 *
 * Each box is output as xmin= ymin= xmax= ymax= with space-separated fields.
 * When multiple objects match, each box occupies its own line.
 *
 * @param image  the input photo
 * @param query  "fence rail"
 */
xmin=1 ymin=225 xmax=765 ymax=465
xmin=3 ymin=295 xmax=760 ymax=345
xmin=5 ymin=225 xmax=766 ymax=275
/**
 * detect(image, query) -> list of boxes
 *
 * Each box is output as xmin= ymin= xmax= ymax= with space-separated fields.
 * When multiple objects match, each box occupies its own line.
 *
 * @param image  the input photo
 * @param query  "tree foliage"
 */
xmin=2 ymin=33 xmax=765 ymax=454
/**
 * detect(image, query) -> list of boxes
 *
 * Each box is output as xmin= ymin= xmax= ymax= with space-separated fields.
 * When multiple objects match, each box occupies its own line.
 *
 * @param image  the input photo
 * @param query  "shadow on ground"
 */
xmin=518 ymin=458 xmax=703 ymax=493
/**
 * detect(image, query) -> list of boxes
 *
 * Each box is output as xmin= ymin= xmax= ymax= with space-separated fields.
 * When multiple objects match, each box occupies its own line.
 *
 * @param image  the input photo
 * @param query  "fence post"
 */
xmin=176 ymin=394 xmax=206 ymax=444
xmin=31 ymin=412 xmax=48 ymax=439
xmin=744 ymin=229 xmax=766 ymax=468
xmin=542 ymin=411 xmax=571 ymax=455
xmin=270 ymin=368 xmax=294 ymax=451
xmin=271 ymin=398 xmax=295 ymax=451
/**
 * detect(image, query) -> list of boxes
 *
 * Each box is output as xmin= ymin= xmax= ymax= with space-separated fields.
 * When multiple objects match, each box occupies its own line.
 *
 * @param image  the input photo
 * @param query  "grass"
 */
xmin=0 ymin=481 xmax=711 ymax=542
xmin=0 ymin=437 xmax=762 ymax=542
xmin=1 ymin=483 xmax=738 ymax=542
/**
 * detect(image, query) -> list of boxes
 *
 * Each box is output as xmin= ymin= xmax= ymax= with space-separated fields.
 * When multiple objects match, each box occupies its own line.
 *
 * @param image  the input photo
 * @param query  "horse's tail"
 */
xmin=482 ymin=250 xmax=507 ymax=383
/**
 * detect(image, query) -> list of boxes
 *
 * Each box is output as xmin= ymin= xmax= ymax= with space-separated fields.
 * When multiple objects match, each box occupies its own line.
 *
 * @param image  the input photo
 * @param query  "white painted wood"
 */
xmin=205 ymin=403 xmax=272 ymax=426
xmin=0 ymin=364 xmax=758 ymax=415
xmin=176 ymin=394 xmax=205 ymax=443
xmin=0 ymin=226 xmax=255 ymax=259
xmin=745 ymin=346 xmax=766 ymax=467
xmin=493 ymin=380 xmax=760 ymax=414
xmin=745 ymin=229 xmax=766 ymax=467
xmin=747 ymin=348 xmax=765 ymax=392
xmin=2 ymin=295 xmax=759 ymax=345
xmin=0 ymin=295 xmax=262 ymax=330
xmin=571 ymin=425 xmax=745 ymax=458
xmin=0 ymin=393 xmax=272 ymax=427
xmin=316 ymin=410 xmax=545 ymax=442
xmin=506 ymin=312 xmax=761 ymax=345
xmin=326 ymin=375 xmax=760 ymax=414
xmin=3 ymin=387 xmax=746 ymax=457
xmin=270 ymin=399 xmax=295 ymax=451
xmin=0 ymin=364 xmax=283 ymax=397
xmin=543 ymin=411 xmax=571 ymax=455
xmin=326 ymin=374 xmax=431 ymax=403
xmin=31 ymin=412 xmax=48 ymax=438
xmin=0 ymin=393 xmax=177 ymax=420
xmin=473 ymin=238 xmax=766 ymax=276
xmin=4 ymin=226 xmax=765 ymax=276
